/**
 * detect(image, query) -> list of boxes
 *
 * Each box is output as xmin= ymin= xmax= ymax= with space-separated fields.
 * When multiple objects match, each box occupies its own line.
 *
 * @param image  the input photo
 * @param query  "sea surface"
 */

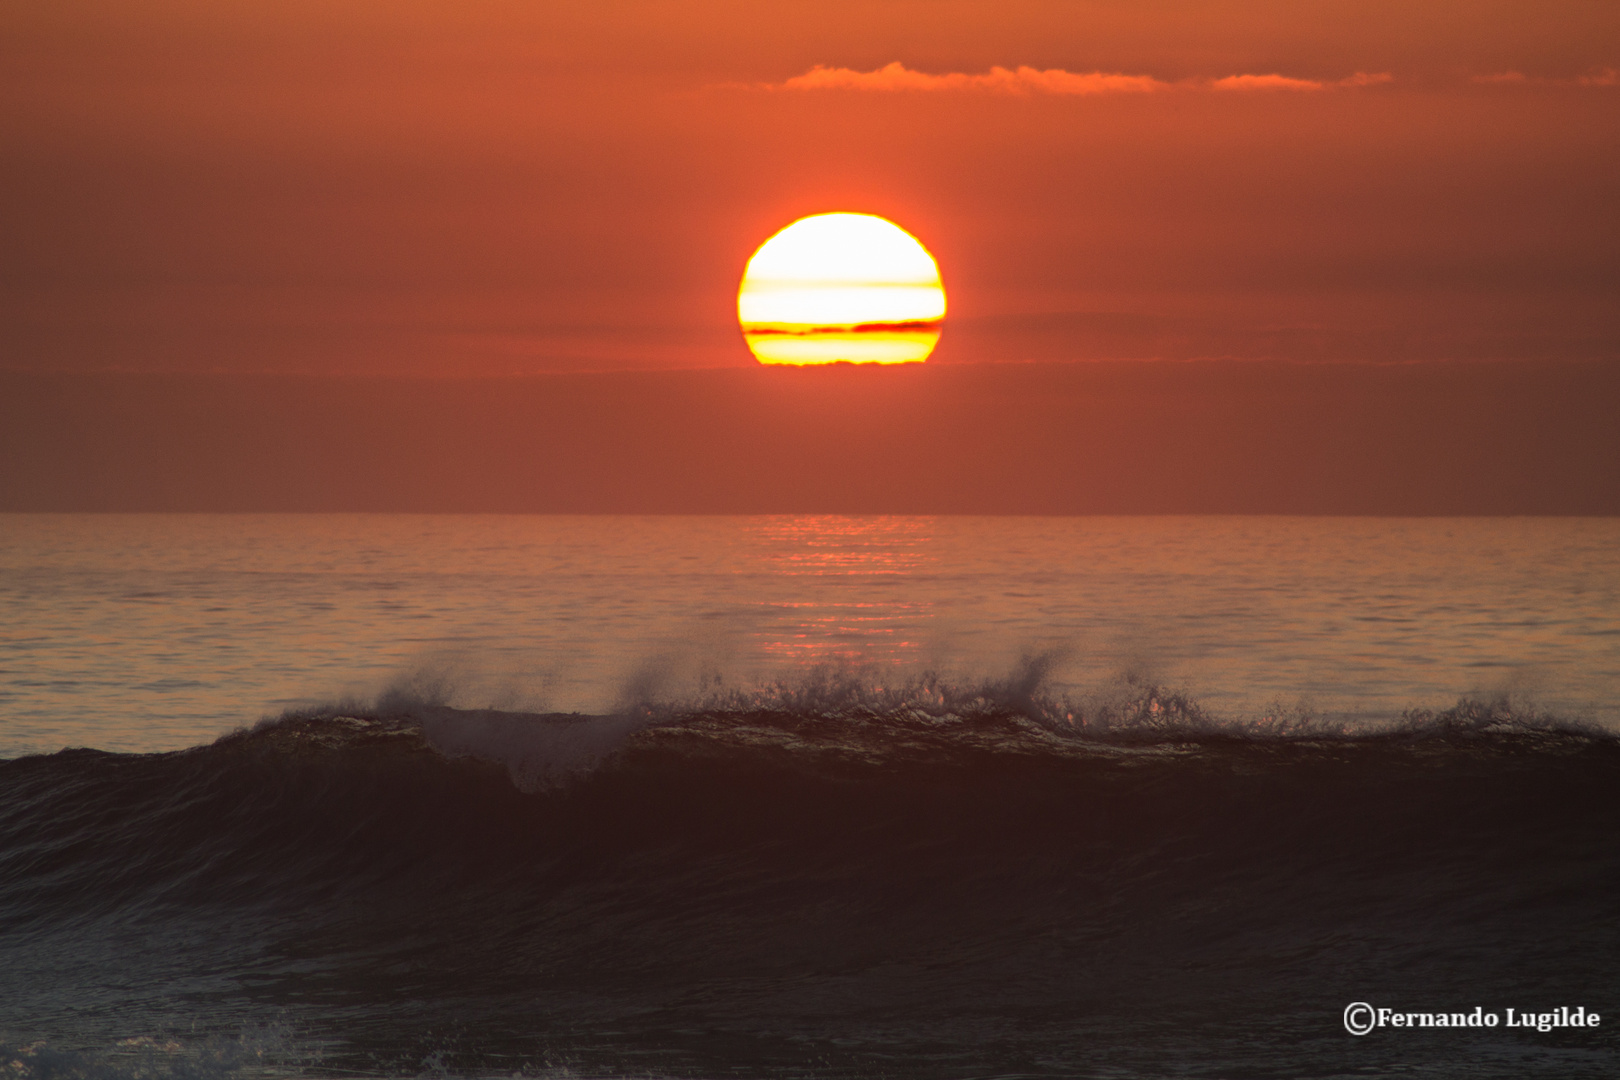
xmin=1 ymin=514 xmax=1617 ymax=1078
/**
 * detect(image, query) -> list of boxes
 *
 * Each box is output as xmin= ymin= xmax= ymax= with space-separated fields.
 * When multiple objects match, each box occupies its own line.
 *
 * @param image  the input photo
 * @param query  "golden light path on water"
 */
xmin=738 ymin=213 xmax=946 ymax=365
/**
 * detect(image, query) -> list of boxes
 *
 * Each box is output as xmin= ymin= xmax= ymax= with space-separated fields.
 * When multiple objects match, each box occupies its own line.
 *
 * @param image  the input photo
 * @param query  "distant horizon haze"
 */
xmin=3 ymin=359 xmax=1615 ymax=515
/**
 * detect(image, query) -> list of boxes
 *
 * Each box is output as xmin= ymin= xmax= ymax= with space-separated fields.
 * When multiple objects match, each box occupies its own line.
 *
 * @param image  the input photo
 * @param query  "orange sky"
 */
xmin=2 ymin=0 xmax=1617 ymax=374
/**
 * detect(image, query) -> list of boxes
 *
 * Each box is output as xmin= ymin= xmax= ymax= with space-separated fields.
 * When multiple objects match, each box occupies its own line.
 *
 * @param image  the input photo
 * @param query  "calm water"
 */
xmin=3 ymin=514 xmax=1618 ymax=1079
xmin=1 ymin=514 xmax=1617 ymax=756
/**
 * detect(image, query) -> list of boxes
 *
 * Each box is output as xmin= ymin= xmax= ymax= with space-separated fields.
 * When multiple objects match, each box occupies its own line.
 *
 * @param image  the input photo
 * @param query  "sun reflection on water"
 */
xmin=749 ymin=516 xmax=936 ymax=664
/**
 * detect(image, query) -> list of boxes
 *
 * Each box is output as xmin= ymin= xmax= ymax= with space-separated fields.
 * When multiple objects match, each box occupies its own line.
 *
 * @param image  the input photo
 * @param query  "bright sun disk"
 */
xmin=738 ymin=213 xmax=946 ymax=365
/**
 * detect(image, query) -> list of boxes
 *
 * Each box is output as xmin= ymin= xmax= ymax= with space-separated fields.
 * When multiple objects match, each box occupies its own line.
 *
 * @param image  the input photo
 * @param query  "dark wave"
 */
xmin=3 ymin=695 xmax=1618 ymax=1077
xmin=3 ymin=694 xmax=1614 ymax=931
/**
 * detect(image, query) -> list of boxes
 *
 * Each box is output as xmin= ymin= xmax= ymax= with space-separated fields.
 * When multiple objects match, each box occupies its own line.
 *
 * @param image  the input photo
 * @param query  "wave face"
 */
xmin=3 ymin=695 xmax=1619 ymax=1079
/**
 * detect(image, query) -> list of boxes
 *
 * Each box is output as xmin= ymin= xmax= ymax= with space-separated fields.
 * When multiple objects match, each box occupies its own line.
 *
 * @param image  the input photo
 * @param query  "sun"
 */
xmin=738 ymin=213 xmax=946 ymax=365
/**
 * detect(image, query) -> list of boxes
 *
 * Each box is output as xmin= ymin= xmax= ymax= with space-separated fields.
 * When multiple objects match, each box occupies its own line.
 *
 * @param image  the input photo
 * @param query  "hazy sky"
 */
xmin=3 ymin=0 xmax=1616 ymax=375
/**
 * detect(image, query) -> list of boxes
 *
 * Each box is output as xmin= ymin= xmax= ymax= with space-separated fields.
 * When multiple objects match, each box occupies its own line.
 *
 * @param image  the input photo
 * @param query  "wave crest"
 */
xmin=241 ymin=658 xmax=1616 ymax=793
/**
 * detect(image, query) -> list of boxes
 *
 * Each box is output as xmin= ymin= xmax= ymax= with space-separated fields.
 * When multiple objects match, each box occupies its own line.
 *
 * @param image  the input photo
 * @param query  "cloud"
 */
xmin=1338 ymin=72 xmax=1397 ymax=88
xmin=1209 ymin=73 xmax=1324 ymax=91
xmin=770 ymin=63 xmax=1394 ymax=95
xmin=779 ymin=62 xmax=1169 ymax=95
xmin=1209 ymin=71 xmax=1395 ymax=91
xmin=1473 ymin=68 xmax=1617 ymax=87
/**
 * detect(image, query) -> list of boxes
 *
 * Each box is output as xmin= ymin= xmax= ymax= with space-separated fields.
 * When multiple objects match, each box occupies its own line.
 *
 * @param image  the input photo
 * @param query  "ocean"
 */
xmin=2 ymin=513 xmax=1617 ymax=1078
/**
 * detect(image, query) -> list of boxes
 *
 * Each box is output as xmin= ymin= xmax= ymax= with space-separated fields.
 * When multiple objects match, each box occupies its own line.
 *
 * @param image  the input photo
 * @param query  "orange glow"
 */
xmin=3 ymin=4 xmax=1617 ymax=378
xmin=738 ymin=213 xmax=946 ymax=365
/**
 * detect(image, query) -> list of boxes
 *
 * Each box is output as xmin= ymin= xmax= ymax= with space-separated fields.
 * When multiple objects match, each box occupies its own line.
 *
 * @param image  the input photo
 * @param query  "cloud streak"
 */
xmin=771 ymin=63 xmax=1394 ymax=95
xmin=1473 ymin=67 xmax=1619 ymax=87
xmin=780 ymin=63 xmax=1168 ymax=95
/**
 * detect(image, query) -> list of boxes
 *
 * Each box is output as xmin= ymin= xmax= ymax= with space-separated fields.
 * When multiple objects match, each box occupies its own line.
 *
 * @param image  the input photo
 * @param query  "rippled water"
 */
xmin=2 ymin=514 xmax=1617 ymax=756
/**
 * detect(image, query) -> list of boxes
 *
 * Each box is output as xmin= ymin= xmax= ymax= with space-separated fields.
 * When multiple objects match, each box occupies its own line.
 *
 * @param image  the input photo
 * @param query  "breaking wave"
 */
xmin=3 ymin=672 xmax=1616 ymax=1078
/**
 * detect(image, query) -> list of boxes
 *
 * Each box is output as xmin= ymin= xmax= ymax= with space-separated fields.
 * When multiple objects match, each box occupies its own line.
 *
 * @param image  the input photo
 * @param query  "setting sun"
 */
xmin=738 ymin=213 xmax=946 ymax=365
